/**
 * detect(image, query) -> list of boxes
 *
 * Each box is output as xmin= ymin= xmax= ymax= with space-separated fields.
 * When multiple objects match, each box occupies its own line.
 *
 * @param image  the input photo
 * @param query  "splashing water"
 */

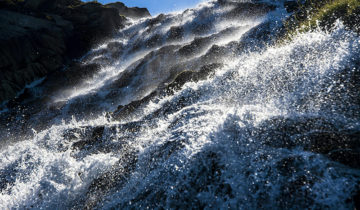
xmin=0 ymin=0 xmax=359 ymax=209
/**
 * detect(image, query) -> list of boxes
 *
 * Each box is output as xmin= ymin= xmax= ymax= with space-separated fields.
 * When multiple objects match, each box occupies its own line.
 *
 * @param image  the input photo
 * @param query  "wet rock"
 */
xmin=301 ymin=131 xmax=360 ymax=154
xmin=72 ymin=126 xmax=104 ymax=150
xmin=166 ymin=63 xmax=222 ymax=93
xmin=40 ymin=63 xmax=101 ymax=96
xmin=354 ymin=190 xmax=360 ymax=210
xmin=178 ymin=36 xmax=212 ymax=57
xmin=107 ymin=41 xmax=124 ymax=57
xmin=84 ymin=146 xmax=138 ymax=209
xmin=203 ymin=44 xmax=228 ymax=61
xmin=116 ymin=151 xmax=231 ymax=209
xmin=0 ymin=9 xmax=67 ymax=103
xmin=277 ymin=174 xmax=315 ymax=209
xmin=258 ymin=116 xmax=360 ymax=169
xmin=63 ymin=2 xmax=127 ymax=58
xmin=0 ymin=162 xmax=19 ymax=192
xmin=111 ymin=44 xmax=179 ymax=90
xmin=112 ymin=91 xmax=157 ymax=120
xmin=167 ymin=152 xmax=229 ymax=208
xmin=284 ymin=1 xmax=299 ymax=13
xmin=149 ymin=140 xmax=185 ymax=164
xmin=276 ymin=156 xmax=304 ymax=176
xmin=225 ymin=2 xmax=276 ymax=19
xmin=24 ymin=0 xmax=53 ymax=10
xmin=328 ymin=149 xmax=360 ymax=169
xmin=273 ymin=155 xmax=322 ymax=209
xmin=0 ymin=0 xmax=148 ymax=105
xmin=147 ymin=14 xmax=166 ymax=28
xmin=111 ymin=62 xmax=222 ymax=120
xmin=240 ymin=21 xmax=275 ymax=49
xmin=167 ymin=26 xmax=184 ymax=41
xmin=165 ymin=71 xmax=196 ymax=92
xmin=192 ymin=23 xmax=212 ymax=35
xmin=145 ymin=33 xmax=163 ymax=48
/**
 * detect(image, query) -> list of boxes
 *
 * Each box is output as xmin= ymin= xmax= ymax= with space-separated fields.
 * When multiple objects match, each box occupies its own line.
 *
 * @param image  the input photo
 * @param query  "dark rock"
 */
xmin=276 ymin=156 xmax=304 ymax=176
xmin=284 ymin=1 xmax=299 ymax=13
xmin=0 ymin=0 xmax=150 ymax=105
xmin=203 ymin=44 xmax=227 ymax=61
xmin=165 ymin=71 xmax=196 ymax=92
xmin=24 ymin=0 xmax=49 ymax=10
xmin=165 ymin=63 xmax=222 ymax=93
xmin=354 ymin=190 xmax=360 ymax=210
xmin=302 ymin=131 xmax=360 ymax=155
xmin=112 ymin=91 xmax=158 ymax=120
xmin=257 ymin=116 xmax=360 ymax=169
xmin=178 ymin=36 xmax=212 ymax=57
xmin=167 ymin=26 xmax=184 ymax=41
xmin=225 ymin=2 xmax=276 ymax=19
xmin=192 ymin=23 xmax=212 ymax=35
xmin=145 ymin=33 xmax=163 ymax=48
xmin=63 ymin=2 xmax=127 ymax=58
xmin=106 ymin=2 xmax=150 ymax=19
xmin=119 ymin=151 xmax=230 ymax=209
xmin=111 ymin=62 xmax=222 ymax=120
xmin=149 ymin=139 xmax=185 ymax=165
xmin=72 ymin=126 xmax=104 ymax=150
xmin=40 ymin=63 xmax=101 ymax=95
xmin=148 ymin=14 xmax=166 ymax=27
xmin=0 ymin=9 xmax=67 ymax=103
xmin=328 ymin=149 xmax=360 ymax=169
xmin=84 ymin=145 xmax=138 ymax=209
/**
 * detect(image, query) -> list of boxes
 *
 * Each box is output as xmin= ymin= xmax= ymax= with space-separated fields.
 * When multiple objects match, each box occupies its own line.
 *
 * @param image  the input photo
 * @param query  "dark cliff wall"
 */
xmin=0 ymin=0 xmax=150 ymax=104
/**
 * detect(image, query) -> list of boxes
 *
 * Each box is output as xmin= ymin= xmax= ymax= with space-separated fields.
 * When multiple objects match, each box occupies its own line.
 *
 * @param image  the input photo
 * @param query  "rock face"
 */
xmin=106 ymin=2 xmax=151 ymax=19
xmin=0 ymin=0 xmax=150 ymax=104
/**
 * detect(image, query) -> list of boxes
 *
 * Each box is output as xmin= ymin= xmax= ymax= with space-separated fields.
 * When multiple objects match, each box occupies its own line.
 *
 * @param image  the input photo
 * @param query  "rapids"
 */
xmin=0 ymin=0 xmax=359 ymax=209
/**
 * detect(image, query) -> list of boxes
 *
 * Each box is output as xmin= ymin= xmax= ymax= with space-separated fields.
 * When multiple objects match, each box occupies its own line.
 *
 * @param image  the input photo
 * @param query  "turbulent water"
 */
xmin=0 ymin=0 xmax=360 ymax=209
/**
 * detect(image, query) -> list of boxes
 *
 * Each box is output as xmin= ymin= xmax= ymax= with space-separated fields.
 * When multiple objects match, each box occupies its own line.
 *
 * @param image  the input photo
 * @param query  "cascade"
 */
xmin=0 ymin=0 xmax=359 ymax=209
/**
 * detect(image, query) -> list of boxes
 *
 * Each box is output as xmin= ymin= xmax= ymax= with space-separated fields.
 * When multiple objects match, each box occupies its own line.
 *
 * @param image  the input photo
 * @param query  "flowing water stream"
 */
xmin=0 ymin=0 xmax=359 ymax=209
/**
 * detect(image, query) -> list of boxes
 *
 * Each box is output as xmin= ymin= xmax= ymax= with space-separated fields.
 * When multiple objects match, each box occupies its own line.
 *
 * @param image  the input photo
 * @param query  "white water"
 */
xmin=0 ymin=0 xmax=359 ymax=209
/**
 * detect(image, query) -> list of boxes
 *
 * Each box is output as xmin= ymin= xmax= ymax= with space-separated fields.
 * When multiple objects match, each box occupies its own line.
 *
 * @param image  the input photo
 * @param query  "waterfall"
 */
xmin=0 ymin=0 xmax=359 ymax=209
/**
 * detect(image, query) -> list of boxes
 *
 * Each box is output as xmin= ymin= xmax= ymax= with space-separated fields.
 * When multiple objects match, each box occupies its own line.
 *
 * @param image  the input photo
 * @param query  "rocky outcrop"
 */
xmin=0 ymin=0 xmax=150 ymax=104
xmin=106 ymin=2 xmax=150 ymax=19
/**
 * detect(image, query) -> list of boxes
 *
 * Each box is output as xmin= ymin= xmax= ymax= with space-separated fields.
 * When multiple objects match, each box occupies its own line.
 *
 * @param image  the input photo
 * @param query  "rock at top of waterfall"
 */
xmin=105 ymin=2 xmax=151 ymax=19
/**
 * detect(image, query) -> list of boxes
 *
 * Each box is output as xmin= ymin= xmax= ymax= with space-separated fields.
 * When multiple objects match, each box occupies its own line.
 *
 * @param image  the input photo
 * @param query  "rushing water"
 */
xmin=0 ymin=0 xmax=359 ymax=209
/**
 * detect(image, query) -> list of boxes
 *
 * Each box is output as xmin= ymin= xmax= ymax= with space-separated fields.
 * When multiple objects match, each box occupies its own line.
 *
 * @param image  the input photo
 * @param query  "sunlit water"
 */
xmin=0 ymin=0 xmax=359 ymax=209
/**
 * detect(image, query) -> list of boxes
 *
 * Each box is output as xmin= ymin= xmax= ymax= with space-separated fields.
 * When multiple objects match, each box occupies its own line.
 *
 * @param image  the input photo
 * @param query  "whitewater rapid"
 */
xmin=0 ymin=0 xmax=359 ymax=209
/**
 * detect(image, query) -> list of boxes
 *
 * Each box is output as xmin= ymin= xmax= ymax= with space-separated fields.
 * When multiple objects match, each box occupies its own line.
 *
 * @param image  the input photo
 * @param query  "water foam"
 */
xmin=0 ymin=1 xmax=359 ymax=209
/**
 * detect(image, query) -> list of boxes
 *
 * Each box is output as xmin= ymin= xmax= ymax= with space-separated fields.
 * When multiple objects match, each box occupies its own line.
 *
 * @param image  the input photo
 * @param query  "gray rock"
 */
xmin=106 ymin=2 xmax=151 ymax=19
